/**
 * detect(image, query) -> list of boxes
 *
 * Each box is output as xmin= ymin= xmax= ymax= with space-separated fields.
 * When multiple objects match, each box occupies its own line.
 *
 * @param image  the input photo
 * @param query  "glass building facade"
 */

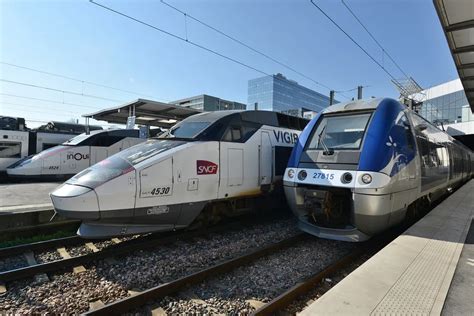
xmin=248 ymin=73 xmax=334 ymax=114
xmin=415 ymin=79 xmax=473 ymax=125
xmin=171 ymin=94 xmax=246 ymax=112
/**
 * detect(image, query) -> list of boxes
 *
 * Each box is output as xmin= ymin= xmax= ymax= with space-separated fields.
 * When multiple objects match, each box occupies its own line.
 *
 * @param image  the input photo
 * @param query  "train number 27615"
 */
xmin=313 ymin=172 xmax=335 ymax=180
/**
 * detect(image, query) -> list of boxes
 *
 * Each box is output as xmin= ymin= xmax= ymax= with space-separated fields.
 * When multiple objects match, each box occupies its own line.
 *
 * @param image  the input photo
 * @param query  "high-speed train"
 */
xmin=50 ymin=110 xmax=308 ymax=238
xmin=0 ymin=116 xmax=102 ymax=172
xmin=7 ymin=129 xmax=144 ymax=179
xmin=284 ymin=98 xmax=473 ymax=242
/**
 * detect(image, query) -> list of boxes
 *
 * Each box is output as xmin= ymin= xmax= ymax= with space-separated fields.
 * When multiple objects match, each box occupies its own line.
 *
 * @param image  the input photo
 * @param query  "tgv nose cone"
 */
xmin=50 ymin=184 xmax=100 ymax=220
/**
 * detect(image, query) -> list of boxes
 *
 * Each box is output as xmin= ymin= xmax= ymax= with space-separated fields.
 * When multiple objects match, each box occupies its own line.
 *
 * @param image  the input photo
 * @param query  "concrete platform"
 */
xmin=0 ymin=182 xmax=60 ymax=213
xmin=300 ymin=180 xmax=474 ymax=316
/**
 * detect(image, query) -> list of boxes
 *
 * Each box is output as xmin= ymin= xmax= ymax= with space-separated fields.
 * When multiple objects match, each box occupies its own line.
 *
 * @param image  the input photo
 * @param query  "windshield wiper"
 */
xmin=318 ymin=125 xmax=334 ymax=156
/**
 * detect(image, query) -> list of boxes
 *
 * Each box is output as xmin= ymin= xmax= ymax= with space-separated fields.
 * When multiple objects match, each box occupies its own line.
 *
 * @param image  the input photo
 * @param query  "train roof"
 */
xmin=184 ymin=110 xmax=309 ymax=131
xmin=321 ymin=98 xmax=383 ymax=114
xmin=34 ymin=121 xmax=103 ymax=133
xmin=62 ymin=129 xmax=139 ymax=145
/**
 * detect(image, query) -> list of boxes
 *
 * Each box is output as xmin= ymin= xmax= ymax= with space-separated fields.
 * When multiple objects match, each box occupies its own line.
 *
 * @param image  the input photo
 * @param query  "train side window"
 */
xmin=223 ymin=126 xmax=244 ymax=142
xmin=400 ymin=114 xmax=416 ymax=151
xmin=0 ymin=141 xmax=21 ymax=158
xmin=231 ymin=128 xmax=241 ymax=141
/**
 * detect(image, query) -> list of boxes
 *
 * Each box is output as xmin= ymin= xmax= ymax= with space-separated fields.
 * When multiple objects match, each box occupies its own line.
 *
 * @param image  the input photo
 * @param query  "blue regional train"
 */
xmin=284 ymin=98 xmax=473 ymax=242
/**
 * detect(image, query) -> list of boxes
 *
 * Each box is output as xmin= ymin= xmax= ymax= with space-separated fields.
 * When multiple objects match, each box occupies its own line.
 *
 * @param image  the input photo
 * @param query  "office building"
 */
xmin=412 ymin=79 xmax=473 ymax=125
xmin=247 ymin=73 xmax=334 ymax=114
xmin=171 ymin=94 xmax=246 ymax=112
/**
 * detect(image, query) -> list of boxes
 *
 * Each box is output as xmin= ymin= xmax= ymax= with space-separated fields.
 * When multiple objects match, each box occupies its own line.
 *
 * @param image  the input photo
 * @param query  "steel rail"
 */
xmin=82 ymin=233 xmax=307 ymax=316
xmin=0 ymin=220 xmax=81 ymax=243
xmin=251 ymin=247 xmax=364 ymax=315
xmin=0 ymin=216 xmax=271 ymax=283
xmin=252 ymin=228 xmax=403 ymax=315
xmin=0 ymin=227 xmax=213 ymax=283
xmin=0 ymin=235 xmax=83 ymax=258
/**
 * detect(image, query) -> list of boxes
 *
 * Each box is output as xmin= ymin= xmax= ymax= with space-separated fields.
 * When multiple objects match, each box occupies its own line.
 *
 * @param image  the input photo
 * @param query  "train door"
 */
xmin=218 ymin=125 xmax=259 ymax=199
xmin=259 ymin=131 xmax=272 ymax=185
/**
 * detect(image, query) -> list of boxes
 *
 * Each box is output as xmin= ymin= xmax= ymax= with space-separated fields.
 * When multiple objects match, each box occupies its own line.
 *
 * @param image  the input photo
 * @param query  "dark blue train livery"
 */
xmin=284 ymin=98 xmax=473 ymax=241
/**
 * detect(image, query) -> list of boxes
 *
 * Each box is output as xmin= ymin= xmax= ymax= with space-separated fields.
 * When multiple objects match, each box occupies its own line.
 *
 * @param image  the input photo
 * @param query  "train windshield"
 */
xmin=67 ymin=140 xmax=186 ymax=188
xmin=162 ymin=121 xmax=211 ymax=139
xmin=63 ymin=131 xmax=101 ymax=146
xmin=119 ymin=139 xmax=186 ymax=165
xmin=307 ymin=113 xmax=372 ymax=150
xmin=68 ymin=155 xmax=133 ymax=189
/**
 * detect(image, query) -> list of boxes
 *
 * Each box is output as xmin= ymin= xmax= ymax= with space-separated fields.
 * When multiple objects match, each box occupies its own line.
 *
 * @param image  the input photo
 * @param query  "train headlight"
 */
xmin=341 ymin=172 xmax=353 ymax=184
xmin=361 ymin=173 xmax=372 ymax=184
xmin=298 ymin=170 xmax=307 ymax=181
xmin=287 ymin=169 xmax=295 ymax=179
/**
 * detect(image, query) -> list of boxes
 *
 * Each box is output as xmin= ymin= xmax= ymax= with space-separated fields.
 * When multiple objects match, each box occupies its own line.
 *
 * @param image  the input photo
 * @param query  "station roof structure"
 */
xmin=434 ymin=0 xmax=474 ymax=112
xmin=83 ymin=99 xmax=201 ymax=128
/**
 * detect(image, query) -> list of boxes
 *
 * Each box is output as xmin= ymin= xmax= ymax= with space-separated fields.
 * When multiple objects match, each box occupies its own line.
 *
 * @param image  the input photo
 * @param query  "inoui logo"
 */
xmin=197 ymin=160 xmax=218 ymax=175
xmin=67 ymin=152 xmax=90 ymax=161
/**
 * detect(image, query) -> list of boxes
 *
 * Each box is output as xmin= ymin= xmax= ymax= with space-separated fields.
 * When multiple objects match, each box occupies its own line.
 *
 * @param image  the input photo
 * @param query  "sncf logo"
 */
xmin=197 ymin=160 xmax=218 ymax=175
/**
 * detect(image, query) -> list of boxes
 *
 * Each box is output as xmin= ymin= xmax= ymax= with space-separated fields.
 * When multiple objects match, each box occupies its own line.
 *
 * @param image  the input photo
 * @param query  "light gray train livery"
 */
xmin=50 ymin=111 xmax=307 ymax=238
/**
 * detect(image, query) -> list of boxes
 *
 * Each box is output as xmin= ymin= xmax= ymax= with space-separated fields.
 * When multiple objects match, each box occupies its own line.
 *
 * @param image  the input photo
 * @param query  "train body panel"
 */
xmin=0 ymin=117 xmax=102 ymax=173
xmin=7 ymin=129 xmax=144 ymax=178
xmin=50 ymin=111 xmax=308 ymax=238
xmin=284 ymin=98 xmax=473 ymax=242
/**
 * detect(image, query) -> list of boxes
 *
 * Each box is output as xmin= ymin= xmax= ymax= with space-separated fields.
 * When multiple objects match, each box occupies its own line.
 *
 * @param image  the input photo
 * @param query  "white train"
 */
xmin=50 ymin=110 xmax=308 ymax=238
xmin=0 ymin=116 xmax=102 ymax=173
xmin=7 ymin=129 xmax=144 ymax=179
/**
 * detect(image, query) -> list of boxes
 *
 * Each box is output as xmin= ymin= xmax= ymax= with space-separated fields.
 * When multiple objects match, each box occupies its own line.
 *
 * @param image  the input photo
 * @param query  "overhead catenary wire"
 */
xmin=0 ymin=78 xmax=124 ymax=103
xmin=2 ymin=103 xmax=81 ymax=117
xmin=89 ymin=0 xmax=351 ymax=101
xmin=160 ymin=0 xmax=333 ymax=91
xmin=0 ymin=61 xmax=157 ymax=99
xmin=340 ymin=0 xmax=410 ymax=79
xmin=309 ymin=0 xmax=398 ymax=82
xmin=0 ymin=92 xmax=99 ymax=110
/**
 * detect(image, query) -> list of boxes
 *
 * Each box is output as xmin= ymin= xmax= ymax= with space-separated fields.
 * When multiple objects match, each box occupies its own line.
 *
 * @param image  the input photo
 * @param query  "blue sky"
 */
xmin=0 ymin=0 xmax=458 ymax=127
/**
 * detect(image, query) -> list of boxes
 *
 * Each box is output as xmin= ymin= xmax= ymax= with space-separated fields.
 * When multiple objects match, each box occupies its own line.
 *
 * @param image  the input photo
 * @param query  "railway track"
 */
xmin=0 ymin=212 xmax=292 ymax=280
xmin=83 ymin=233 xmax=308 ymax=316
xmin=0 ymin=215 xmax=299 ymax=314
xmin=0 ymin=224 xmax=237 ymax=284
xmin=252 ymin=229 xmax=400 ymax=316
xmin=80 ymin=226 xmax=402 ymax=315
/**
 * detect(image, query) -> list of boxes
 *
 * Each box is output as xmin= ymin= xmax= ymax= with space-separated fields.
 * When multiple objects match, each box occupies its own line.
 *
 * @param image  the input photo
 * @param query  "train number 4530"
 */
xmin=150 ymin=186 xmax=171 ymax=196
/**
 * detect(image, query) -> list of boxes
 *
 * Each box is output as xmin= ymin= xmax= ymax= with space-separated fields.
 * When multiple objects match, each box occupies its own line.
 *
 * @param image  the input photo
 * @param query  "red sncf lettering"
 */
xmin=196 ymin=160 xmax=218 ymax=175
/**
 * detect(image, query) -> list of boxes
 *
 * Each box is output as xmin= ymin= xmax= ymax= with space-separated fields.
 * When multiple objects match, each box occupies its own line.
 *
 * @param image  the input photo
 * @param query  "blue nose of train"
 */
xmin=50 ymin=184 xmax=100 ymax=220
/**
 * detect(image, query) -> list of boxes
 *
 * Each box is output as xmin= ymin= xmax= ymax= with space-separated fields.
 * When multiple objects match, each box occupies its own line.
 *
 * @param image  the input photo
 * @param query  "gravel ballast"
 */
xmin=134 ymin=237 xmax=354 ymax=315
xmin=0 ymin=217 xmax=304 ymax=314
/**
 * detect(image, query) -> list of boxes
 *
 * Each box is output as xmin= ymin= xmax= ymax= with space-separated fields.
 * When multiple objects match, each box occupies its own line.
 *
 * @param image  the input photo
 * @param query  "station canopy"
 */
xmin=434 ymin=0 xmax=474 ymax=112
xmin=83 ymin=99 xmax=201 ymax=128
